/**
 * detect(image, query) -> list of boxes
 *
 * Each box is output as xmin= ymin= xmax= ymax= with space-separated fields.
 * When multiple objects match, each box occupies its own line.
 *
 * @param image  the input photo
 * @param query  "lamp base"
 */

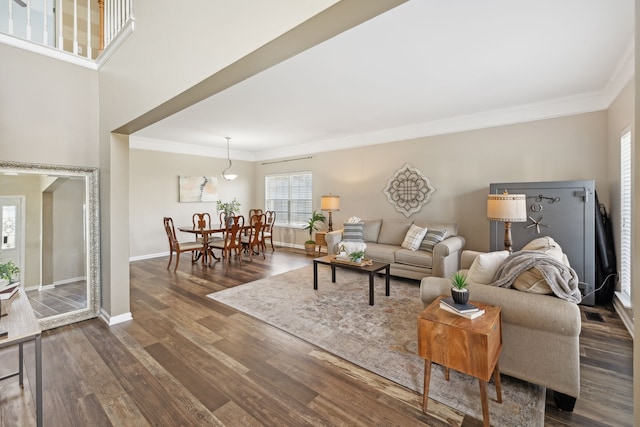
xmin=503 ymin=221 xmax=513 ymax=253
xmin=327 ymin=212 xmax=334 ymax=232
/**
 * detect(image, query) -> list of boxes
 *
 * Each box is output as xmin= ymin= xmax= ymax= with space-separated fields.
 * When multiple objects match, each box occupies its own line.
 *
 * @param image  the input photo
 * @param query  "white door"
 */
xmin=0 ymin=196 xmax=24 ymax=283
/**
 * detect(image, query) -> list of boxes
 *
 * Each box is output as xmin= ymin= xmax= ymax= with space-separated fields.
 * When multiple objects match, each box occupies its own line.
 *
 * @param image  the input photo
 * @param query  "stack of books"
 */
xmin=439 ymin=296 xmax=485 ymax=319
xmin=0 ymin=281 xmax=20 ymax=301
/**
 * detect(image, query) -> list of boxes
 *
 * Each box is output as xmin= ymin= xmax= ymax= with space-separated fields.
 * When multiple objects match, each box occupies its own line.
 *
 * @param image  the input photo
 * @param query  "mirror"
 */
xmin=0 ymin=160 xmax=100 ymax=330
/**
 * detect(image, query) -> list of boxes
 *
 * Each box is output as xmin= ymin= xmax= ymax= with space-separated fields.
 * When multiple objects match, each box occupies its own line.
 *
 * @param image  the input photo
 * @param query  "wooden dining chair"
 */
xmin=248 ymin=208 xmax=263 ymax=219
xmin=263 ymin=210 xmax=276 ymax=252
xmin=163 ymin=217 xmax=202 ymax=272
xmin=241 ymin=213 xmax=266 ymax=261
xmin=209 ymin=215 xmax=245 ymax=266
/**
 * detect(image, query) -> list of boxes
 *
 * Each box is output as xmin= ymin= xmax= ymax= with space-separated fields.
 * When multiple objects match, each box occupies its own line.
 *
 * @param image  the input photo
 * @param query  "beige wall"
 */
xmin=0 ymin=44 xmax=99 ymax=167
xmin=129 ymin=150 xmax=255 ymax=258
xmin=131 ymin=110 xmax=610 ymax=257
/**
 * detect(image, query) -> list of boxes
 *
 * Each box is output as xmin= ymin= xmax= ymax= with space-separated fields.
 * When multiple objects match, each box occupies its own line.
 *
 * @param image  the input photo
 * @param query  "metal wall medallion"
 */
xmin=383 ymin=163 xmax=436 ymax=217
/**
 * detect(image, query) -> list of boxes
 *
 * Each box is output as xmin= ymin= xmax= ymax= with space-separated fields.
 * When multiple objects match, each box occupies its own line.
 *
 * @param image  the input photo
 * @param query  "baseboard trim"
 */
xmin=613 ymin=296 xmax=634 ymax=339
xmin=99 ymin=308 xmax=133 ymax=326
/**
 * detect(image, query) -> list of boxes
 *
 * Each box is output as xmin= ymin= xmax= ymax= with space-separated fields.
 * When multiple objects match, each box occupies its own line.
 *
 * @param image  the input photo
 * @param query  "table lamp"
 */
xmin=487 ymin=190 xmax=527 ymax=252
xmin=321 ymin=194 xmax=340 ymax=232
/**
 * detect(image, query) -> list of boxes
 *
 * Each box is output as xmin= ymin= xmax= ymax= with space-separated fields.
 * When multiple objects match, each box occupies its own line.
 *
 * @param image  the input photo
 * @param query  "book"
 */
xmin=440 ymin=296 xmax=480 ymax=313
xmin=0 ymin=282 xmax=19 ymax=300
xmin=440 ymin=302 xmax=485 ymax=319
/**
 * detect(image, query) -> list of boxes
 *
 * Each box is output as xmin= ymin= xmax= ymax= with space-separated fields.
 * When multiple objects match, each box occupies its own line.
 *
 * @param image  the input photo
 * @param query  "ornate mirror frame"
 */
xmin=0 ymin=160 xmax=100 ymax=330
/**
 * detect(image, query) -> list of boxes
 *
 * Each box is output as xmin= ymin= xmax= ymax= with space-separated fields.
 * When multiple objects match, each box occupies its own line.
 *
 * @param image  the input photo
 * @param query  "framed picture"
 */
xmin=179 ymin=176 xmax=218 ymax=203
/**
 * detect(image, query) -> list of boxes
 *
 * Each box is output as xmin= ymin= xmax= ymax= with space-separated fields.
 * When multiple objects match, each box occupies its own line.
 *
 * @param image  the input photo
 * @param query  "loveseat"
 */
xmin=419 ymin=248 xmax=582 ymax=411
xmin=325 ymin=219 xmax=465 ymax=280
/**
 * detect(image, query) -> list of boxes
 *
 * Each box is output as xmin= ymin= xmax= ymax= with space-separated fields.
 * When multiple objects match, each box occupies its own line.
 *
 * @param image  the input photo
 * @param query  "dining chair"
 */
xmin=248 ymin=208 xmax=264 ymax=219
xmin=209 ymin=215 xmax=245 ymax=266
xmin=241 ymin=213 xmax=266 ymax=261
xmin=263 ymin=210 xmax=276 ymax=252
xmin=163 ymin=217 xmax=203 ymax=272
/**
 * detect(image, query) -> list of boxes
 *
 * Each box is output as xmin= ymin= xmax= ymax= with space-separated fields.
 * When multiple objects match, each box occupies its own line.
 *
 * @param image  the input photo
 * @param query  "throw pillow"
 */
xmin=420 ymin=229 xmax=447 ymax=252
xmin=466 ymin=251 xmax=510 ymax=285
xmin=401 ymin=224 xmax=428 ymax=251
xmin=342 ymin=222 xmax=364 ymax=242
xmin=522 ymin=236 xmax=564 ymax=263
xmin=512 ymin=269 xmax=554 ymax=294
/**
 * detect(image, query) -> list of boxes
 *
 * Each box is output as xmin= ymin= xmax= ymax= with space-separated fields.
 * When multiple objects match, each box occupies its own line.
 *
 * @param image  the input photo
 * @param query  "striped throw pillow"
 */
xmin=401 ymin=224 xmax=428 ymax=251
xmin=343 ymin=222 xmax=364 ymax=242
xmin=420 ymin=229 xmax=447 ymax=252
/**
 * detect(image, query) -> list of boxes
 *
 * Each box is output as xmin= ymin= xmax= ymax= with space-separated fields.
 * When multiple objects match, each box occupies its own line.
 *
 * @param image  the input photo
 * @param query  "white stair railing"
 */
xmin=1 ymin=0 xmax=132 ymax=61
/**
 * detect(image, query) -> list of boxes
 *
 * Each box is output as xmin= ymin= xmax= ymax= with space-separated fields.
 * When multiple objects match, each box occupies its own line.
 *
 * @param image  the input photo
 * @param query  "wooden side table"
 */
xmin=417 ymin=295 xmax=502 ymax=427
xmin=315 ymin=231 xmax=327 ymax=254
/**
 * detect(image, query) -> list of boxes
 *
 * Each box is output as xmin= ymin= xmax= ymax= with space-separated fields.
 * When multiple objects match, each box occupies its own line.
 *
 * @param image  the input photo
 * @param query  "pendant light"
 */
xmin=221 ymin=137 xmax=238 ymax=181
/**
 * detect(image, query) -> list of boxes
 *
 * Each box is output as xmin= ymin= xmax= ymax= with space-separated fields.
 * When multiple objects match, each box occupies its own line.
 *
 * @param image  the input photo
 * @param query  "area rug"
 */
xmin=208 ymin=266 xmax=545 ymax=426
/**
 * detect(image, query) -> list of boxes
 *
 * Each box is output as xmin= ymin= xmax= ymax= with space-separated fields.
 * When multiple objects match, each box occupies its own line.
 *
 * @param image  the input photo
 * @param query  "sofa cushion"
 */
xmin=342 ymin=222 xmax=364 ymax=242
xmin=377 ymin=220 xmax=412 ymax=245
xmin=361 ymin=243 xmax=396 ymax=264
xmin=401 ymin=224 xmax=428 ymax=251
xmin=466 ymin=250 xmax=510 ymax=285
xmin=362 ymin=219 xmax=382 ymax=243
xmin=420 ymin=228 xmax=447 ymax=252
xmin=395 ymin=248 xmax=433 ymax=268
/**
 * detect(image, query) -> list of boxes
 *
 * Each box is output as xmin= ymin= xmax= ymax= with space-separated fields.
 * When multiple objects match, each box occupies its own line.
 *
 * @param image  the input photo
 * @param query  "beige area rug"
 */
xmin=208 ymin=266 xmax=544 ymax=427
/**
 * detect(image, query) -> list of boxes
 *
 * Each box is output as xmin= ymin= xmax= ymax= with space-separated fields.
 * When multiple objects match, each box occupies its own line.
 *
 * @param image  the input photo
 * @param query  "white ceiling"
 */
xmin=131 ymin=0 xmax=634 ymax=162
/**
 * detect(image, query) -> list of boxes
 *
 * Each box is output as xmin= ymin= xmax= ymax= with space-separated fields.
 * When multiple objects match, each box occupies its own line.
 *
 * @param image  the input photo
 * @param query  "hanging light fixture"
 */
xmin=221 ymin=137 xmax=238 ymax=181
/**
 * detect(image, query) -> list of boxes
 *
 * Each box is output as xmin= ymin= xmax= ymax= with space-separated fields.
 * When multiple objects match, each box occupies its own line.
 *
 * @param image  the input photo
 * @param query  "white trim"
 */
xmin=99 ymin=308 xmax=133 ymax=326
xmin=613 ymin=294 xmax=634 ymax=339
xmin=129 ymin=251 xmax=168 ymax=262
xmin=0 ymin=32 xmax=97 ymax=70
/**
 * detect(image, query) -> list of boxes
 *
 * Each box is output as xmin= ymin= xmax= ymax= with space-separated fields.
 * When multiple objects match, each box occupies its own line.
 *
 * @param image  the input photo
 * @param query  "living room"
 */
xmin=0 ymin=0 xmax=637 ymax=425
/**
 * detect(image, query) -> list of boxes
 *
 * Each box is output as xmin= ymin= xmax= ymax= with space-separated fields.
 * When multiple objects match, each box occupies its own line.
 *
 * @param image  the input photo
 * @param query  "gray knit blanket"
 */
xmin=491 ymin=250 xmax=582 ymax=303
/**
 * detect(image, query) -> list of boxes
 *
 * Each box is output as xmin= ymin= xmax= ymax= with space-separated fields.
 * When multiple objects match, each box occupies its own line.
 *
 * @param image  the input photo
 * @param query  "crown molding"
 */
xmin=129 ymin=136 xmax=256 ymax=161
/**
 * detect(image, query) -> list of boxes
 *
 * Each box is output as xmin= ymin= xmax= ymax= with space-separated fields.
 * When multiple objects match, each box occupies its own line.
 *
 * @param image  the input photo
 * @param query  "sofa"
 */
xmin=419 ymin=248 xmax=582 ymax=411
xmin=325 ymin=219 xmax=465 ymax=280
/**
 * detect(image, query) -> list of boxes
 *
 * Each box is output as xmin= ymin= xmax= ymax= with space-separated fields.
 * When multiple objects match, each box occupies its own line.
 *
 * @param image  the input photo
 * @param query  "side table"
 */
xmin=315 ymin=231 xmax=327 ymax=254
xmin=417 ymin=295 xmax=502 ymax=427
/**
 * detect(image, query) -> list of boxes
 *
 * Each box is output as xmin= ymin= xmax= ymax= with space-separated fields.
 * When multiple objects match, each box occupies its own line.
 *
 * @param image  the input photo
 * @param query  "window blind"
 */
xmin=265 ymin=172 xmax=312 ymax=227
xmin=619 ymin=129 xmax=631 ymax=305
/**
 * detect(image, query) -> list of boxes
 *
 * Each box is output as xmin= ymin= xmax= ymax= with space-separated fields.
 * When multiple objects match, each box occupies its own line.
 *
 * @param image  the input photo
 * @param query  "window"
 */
xmin=618 ymin=128 xmax=631 ymax=306
xmin=265 ymin=172 xmax=312 ymax=227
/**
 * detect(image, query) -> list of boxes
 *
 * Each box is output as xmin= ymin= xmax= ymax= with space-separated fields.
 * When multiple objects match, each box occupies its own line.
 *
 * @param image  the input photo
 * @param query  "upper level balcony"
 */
xmin=0 ymin=0 xmax=133 ymax=69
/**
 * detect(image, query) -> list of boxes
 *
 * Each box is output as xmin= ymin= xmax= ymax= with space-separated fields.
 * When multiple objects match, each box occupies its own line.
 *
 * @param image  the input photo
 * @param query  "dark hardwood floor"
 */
xmin=0 ymin=248 xmax=633 ymax=426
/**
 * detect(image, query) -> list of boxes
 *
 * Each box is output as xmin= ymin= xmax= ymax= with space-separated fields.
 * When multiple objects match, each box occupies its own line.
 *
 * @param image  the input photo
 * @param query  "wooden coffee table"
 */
xmin=313 ymin=255 xmax=390 ymax=305
xmin=417 ymin=295 xmax=502 ymax=427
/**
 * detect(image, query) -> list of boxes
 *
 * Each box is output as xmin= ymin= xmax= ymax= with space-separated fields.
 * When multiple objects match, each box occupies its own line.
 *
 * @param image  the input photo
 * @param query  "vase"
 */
xmin=451 ymin=288 xmax=469 ymax=304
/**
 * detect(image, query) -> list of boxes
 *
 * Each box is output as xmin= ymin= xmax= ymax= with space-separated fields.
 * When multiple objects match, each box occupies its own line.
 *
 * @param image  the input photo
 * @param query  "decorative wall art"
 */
xmin=179 ymin=176 xmax=218 ymax=203
xmin=383 ymin=164 xmax=436 ymax=217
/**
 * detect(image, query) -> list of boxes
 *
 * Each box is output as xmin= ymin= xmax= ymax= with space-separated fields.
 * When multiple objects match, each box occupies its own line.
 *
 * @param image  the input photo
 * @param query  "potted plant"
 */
xmin=349 ymin=250 xmax=366 ymax=264
xmin=450 ymin=272 xmax=469 ymax=304
xmin=302 ymin=210 xmax=326 ymax=255
xmin=0 ymin=260 xmax=20 ymax=286
xmin=216 ymin=198 xmax=241 ymax=224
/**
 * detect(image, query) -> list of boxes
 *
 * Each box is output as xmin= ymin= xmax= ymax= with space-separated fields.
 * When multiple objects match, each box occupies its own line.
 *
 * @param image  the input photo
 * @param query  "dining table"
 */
xmin=178 ymin=222 xmax=255 ymax=266
xmin=178 ymin=224 xmax=227 ymax=265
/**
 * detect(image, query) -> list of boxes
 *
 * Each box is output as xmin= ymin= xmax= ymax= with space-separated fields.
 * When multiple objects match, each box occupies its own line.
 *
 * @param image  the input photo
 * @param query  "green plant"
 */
xmin=349 ymin=250 xmax=366 ymax=262
xmin=216 ymin=198 xmax=241 ymax=216
xmin=302 ymin=210 xmax=326 ymax=244
xmin=450 ymin=272 xmax=468 ymax=290
xmin=0 ymin=260 xmax=20 ymax=283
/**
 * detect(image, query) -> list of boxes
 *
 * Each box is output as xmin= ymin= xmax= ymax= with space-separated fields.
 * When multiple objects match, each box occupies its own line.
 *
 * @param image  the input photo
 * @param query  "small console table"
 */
xmin=0 ymin=288 xmax=43 ymax=427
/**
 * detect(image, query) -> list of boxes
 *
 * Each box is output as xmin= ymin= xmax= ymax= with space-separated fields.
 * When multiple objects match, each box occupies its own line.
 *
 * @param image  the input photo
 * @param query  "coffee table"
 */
xmin=313 ymin=255 xmax=390 ymax=305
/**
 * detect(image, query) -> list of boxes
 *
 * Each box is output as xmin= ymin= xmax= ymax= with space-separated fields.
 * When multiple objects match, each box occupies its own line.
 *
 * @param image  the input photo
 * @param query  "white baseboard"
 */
xmin=129 ymin=242 xmax=304 ymax=262
xmin=99 ymin=308 xmax=133 ymax=326
xmin=613 ymin=295 xmax=634 ymax=339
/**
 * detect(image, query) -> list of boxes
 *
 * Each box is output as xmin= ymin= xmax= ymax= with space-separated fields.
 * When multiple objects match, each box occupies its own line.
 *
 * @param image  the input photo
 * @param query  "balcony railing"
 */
xmin=0 ymin=0 xmax=133 ymax=64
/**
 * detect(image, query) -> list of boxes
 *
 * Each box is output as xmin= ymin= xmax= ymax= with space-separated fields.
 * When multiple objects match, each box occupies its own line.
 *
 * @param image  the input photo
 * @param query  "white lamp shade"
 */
xmin=487 ymin=193 xmax=527 ymax=222
xmin=321 ymin=195 xmax=340 ymax=211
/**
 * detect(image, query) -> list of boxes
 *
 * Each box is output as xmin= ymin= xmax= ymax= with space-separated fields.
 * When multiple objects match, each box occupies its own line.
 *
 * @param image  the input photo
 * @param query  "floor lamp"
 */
xmin=321 ymin=194 xmax=340 ymax=232
xmin=487 ymin=191 xmax=527 ymax=253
